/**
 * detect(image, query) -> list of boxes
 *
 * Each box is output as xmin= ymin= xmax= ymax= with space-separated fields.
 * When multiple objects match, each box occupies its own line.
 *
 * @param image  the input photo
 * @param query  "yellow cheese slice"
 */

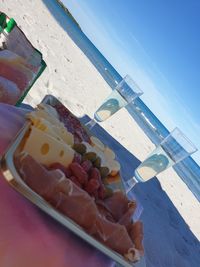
xmin=27 ymin=104 xmax=62 ymax=130
xmin=104 ymin=146 xmax=116 ymax=160
xmin=37 ymin=103 xmax=59 ymax=119
xmin=28 ymin=116 xmax=74 ymax=146
xmin=22 ymin=126 xmax=74 ymax=167
xmin=108 ymin=160 xmax=121 ymax=176
xmin=27 ymin=110 xmax=62 ymax=129
xmin=52 ymin=125 xmax=74 ymax=146
xmin=27 ymin=103 xmax=74 ymax=146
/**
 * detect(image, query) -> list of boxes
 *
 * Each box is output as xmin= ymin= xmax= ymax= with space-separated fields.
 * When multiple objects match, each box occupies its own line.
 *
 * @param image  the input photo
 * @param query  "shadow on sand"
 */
xmin=81 ymin=115 xmax=200 ymax=267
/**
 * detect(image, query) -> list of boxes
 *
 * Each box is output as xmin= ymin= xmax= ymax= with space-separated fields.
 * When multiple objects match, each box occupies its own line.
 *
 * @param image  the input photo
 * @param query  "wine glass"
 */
xmin=126 ymin=127 xmax=198 ymax=192
xmin=85 ymin=75 xmax=143 ymax=129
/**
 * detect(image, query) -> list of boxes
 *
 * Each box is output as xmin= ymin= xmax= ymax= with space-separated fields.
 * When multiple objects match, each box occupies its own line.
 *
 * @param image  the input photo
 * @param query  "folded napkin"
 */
xmin=0 ymin=103 xmax=113 ymax=267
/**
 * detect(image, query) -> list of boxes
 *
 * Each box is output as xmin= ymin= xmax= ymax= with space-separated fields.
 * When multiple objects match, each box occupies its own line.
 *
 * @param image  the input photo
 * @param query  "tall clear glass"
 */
xmin=85 ymin=75 xmax=143 ymax=129
xmin=126 ymin=127 xmax=198 ymax=191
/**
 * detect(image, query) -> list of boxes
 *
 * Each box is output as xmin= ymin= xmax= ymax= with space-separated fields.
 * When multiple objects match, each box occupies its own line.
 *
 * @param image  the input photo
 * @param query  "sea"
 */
xmin=43 ymin=0 xmax=200 ymax=201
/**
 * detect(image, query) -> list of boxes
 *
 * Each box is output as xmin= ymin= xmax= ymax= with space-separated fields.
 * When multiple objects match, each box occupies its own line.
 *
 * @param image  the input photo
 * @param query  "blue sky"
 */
xmin=64 ymin=0 xmax=200 ymax=164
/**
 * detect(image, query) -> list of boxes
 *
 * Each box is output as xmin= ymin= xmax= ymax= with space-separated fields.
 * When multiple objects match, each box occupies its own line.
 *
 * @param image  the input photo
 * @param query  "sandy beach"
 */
xmin=1 ymin=0 xmax=200 ymax=266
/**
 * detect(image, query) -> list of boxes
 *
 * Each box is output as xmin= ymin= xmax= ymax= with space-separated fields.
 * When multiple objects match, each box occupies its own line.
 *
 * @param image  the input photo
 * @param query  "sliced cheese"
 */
xmin=27 ymin=110 xmax=62 ymax=129
xmin=104 ymin=146 xmax=116 ymax=160
xmin=108 ymin=160 xmax=121 ymax=176
xmin=23 ymin=126 xmax=74 ymax=167
xmin=52 ymin=125 xmax=74 ymax=146
xmin=37 ymin=103 xmax=59 ymax=119
xmin=28 ymin=116 xmax=74 ymax=146
xmin=27 ymin=103 xmax=63 ymax=130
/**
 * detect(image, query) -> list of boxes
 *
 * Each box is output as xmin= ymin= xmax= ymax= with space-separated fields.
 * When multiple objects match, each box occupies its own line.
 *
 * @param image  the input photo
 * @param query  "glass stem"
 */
xmin=85 ymin=118 xmax=97 ymax=130
xmin=125 ymin=177 xmax=137 ymax=194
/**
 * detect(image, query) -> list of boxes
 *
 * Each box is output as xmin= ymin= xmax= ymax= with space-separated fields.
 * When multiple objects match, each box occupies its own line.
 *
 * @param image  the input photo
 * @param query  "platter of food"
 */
xmin=1 ymin=95 xmax=145 ymax=267
xmin=0 ymin=12 xmax=46 ymax=105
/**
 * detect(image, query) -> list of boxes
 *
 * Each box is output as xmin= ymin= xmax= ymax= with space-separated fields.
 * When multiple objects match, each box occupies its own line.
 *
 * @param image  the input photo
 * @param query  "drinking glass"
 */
xmin=85 ymin=75 xmax=143 ymax=129
xmin=126 ymin=127 xmax=198 ymax=192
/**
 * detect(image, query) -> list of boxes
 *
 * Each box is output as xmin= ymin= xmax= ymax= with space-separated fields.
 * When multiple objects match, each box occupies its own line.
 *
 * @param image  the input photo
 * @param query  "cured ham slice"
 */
xmin=15 ymin=154 xmax=98 ymax=232
xmin=95 ymin=214 xmax=134 ymax=247
xmin=15 ymin=153 xmax=66 ymax=200
xmin=0 ymin=60 xmax=32 ymax=91
xmin=118 ymin=202 xmax=137 ymax=230
xmin=0 ymin=76 xmax=20 ymax=104
xmin=14 ymin=153 xmax=143 ymax=262
xmin=50 ymin=191 xmax=97 ymax=233
xmin=129 ymin=221 xmax=144 ymax=254
xmin=103 ymin=191 xmax=134 ymax=221
xmin=0 ymin=50 xmax=33 ymax=92
xmin=96 ymin=202 xmax=115 ymax=223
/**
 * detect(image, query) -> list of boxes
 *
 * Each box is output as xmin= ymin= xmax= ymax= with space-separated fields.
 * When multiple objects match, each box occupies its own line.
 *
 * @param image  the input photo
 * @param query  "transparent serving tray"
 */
xmin=0 ymin=95 xmax=146 ymax=267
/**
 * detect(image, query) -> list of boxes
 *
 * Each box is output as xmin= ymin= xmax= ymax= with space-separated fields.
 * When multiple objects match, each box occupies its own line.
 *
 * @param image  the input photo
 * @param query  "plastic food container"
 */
xmin=0 ymin=12 xmax=46 ymax=105
xmin=0 ymin=95 xmax=146 ymax=267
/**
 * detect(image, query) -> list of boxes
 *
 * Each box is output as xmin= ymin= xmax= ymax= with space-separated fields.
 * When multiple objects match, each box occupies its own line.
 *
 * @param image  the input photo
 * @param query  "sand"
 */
xmin=1 ymin=0 xmax=200 ymax=266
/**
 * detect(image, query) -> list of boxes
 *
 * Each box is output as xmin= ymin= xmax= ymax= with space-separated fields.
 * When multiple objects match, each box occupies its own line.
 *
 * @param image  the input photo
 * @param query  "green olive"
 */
xmin=73 ymin=144 xmax=86 ymax=154
xmin=99 ymin=166 xmax=110 ymax=178
xmin=82 ymin=152 xmax=97 ymax=162
xmin=93 ymin=157 xmax=101 ymax=168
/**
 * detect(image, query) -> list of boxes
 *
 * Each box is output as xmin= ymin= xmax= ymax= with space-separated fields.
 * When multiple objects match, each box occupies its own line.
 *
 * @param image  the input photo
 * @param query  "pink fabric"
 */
xmin=0 ymin=104 xmax=113 ymax=267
